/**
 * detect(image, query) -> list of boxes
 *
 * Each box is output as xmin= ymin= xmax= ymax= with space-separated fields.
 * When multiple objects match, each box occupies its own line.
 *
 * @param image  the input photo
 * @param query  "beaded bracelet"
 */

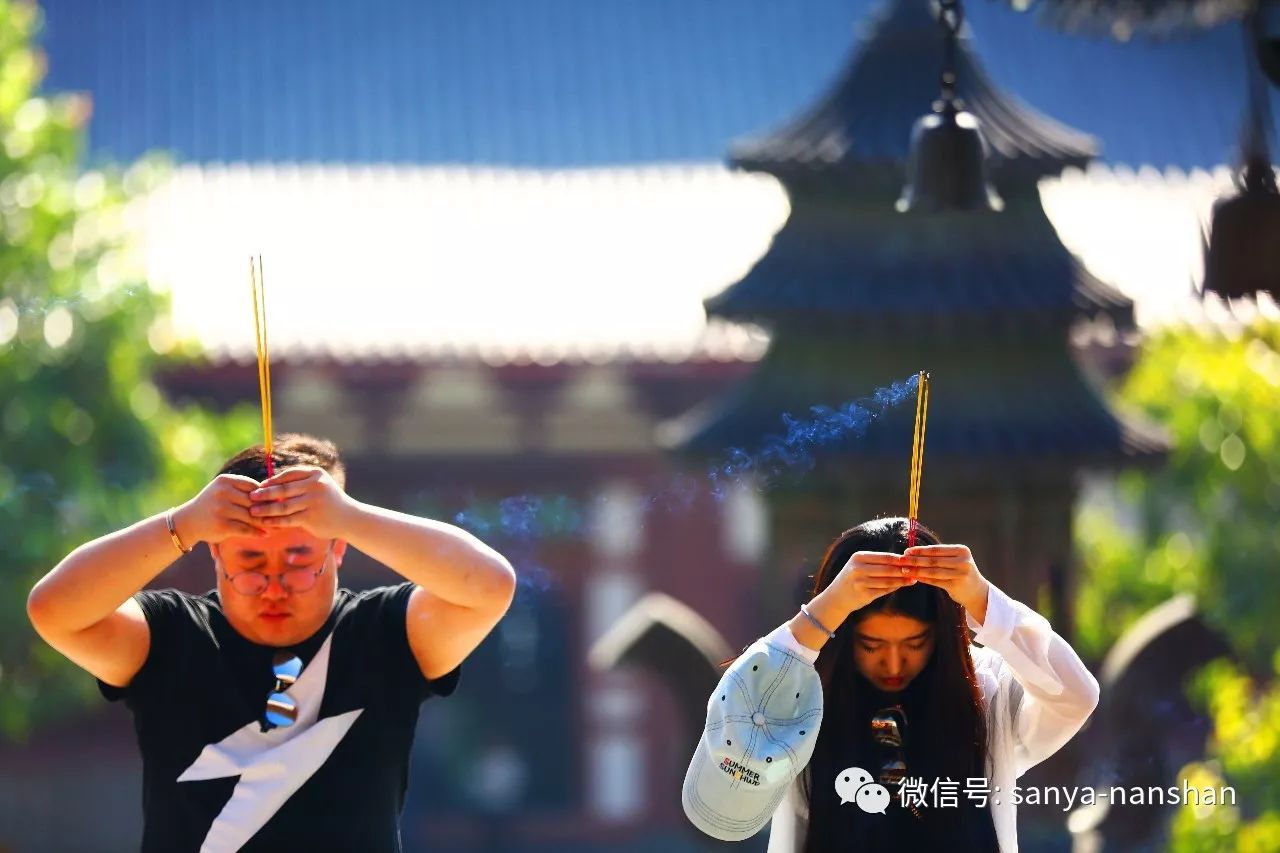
xmin=799 ymin=603 xmax=835 ymax=639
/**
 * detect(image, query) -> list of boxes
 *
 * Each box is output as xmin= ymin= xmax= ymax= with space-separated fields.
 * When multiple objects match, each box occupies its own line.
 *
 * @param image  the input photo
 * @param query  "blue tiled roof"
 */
xmin=41 ymin=0 xmax=1278 ymax=170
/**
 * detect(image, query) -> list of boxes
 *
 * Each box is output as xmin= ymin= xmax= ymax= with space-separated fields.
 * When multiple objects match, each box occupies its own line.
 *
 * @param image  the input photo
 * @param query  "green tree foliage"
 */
xmin=1169 ymin=656 xmax=1280 ymax=852
xmin=1075 ymin=320 xmax=1280 ymax=665
xmin=0 ymin=0 xmax=255 ymax=739
xmin=1073 ymin=319 xmax=1280 ymax=848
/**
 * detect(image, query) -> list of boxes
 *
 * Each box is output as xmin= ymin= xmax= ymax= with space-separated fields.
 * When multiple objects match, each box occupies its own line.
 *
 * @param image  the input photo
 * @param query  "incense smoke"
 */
xmin=705 ymin=373 xmax=919 ymax=494
xmin=448 ymin=373 xmax=921 ymax=585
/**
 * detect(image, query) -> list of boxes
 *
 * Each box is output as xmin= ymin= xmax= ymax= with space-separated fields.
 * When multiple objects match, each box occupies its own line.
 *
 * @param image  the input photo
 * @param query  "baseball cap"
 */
xmin=682 ymin=634 xmax=824 ymax=841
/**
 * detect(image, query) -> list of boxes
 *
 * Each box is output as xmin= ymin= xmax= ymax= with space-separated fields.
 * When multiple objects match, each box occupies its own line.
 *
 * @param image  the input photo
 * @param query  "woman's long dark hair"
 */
xmin=799 ymin=517 xmax=994 ymax=852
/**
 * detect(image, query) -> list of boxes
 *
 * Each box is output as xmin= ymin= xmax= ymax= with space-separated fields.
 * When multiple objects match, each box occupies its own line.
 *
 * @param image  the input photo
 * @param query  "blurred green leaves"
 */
xmin=0 ymin=0 xmax=256 ymax=739
xmin=1074 ymin=319 xmax=1280 ymax=848
xmin=1075 ymin=321 xmax=1280 ymax=665
xmin=1169 ymin=656 xmax=1280 ymax=852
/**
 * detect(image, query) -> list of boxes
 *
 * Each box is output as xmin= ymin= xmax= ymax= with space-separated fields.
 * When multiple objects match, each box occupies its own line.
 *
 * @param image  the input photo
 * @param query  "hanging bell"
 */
xmin=1202 ymin=156 xmax=1280 ymax=301
xmin=897 ymin=97 xmax=1002 ymax=214
xmin=1256 ymin=0 xmax=1280 ymax=89
xmin=1206 ymin=5 xmax=1280 ymax=301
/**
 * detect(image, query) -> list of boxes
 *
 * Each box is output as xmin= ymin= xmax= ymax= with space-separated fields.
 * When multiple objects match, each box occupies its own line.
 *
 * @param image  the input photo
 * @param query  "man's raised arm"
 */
xmin=247 ymin=467 xmax=516 ymax=679
xmin=26 ymin=474 xmax=265 ymax=685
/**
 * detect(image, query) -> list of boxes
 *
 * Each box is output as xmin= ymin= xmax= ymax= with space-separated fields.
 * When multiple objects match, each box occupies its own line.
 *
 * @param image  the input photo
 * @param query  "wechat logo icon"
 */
xmin=835 ymin=766 xmax=891 ymax=815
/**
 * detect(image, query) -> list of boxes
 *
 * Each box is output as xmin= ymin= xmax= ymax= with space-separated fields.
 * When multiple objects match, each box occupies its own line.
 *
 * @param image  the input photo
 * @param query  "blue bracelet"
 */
xmin=799 ymin=603 xmax=836 ymax=639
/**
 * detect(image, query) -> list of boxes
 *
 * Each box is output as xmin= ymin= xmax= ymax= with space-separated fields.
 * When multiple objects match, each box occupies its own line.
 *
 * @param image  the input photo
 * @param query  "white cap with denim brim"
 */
xmin=682 ymin=631 xmax=824 ymax=841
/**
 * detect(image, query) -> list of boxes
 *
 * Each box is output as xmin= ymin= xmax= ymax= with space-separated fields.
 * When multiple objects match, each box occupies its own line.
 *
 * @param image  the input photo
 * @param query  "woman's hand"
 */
xmin=791 ymin=551 xmax=916 ymax=651
xmin=830 ymin=551 xmax=920 ymax=613
xmin=899 ymin=544 xmax=990 ymax=624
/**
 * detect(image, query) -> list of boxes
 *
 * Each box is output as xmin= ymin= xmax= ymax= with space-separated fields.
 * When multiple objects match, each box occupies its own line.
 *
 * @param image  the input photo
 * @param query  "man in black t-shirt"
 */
xmin=27 ymin=434 xmax=517 ymax=852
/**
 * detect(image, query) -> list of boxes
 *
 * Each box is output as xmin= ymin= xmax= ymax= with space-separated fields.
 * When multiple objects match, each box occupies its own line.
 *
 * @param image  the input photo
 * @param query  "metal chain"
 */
xmin=1242 ymin=7 xmax=1278 ymax=192
xmin=938 ymin=0 xmax=963 ymax=102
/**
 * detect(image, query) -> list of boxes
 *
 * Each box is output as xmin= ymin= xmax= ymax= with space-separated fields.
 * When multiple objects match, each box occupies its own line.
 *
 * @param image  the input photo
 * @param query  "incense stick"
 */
xmin=907 ymin=371 xmax=930 ymax=548
xmin=259 ymin=255 xmax=273 ymax=476
xmin=250 ymin=255 xmax=275 ymax=478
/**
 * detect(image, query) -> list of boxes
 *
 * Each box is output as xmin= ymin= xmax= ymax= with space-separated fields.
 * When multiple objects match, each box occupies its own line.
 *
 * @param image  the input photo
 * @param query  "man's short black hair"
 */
xmin=218 ymin=433 xmax=347 ymax=488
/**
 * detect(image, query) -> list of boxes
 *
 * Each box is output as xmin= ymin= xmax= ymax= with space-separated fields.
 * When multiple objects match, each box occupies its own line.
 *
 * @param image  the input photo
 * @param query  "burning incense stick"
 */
xmin=250 ymin=255 xmax=275 ymax=478
xmin=907 ymin=371 xmax=930 ymax=548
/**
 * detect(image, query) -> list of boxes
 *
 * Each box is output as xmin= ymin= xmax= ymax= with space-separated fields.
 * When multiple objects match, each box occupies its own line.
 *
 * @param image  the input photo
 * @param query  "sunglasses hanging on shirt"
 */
xmin=870 ymin=705 xmax=923 ymax=819
xmin=261 ymin=650 xmax=302 ymax=732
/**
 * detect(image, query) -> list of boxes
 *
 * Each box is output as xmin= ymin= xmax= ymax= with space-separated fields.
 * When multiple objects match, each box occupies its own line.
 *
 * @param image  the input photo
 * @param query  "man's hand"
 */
xmin=29 ymin=473 xmax=272 ymax=685
xmin=175 ymin=474 xmax=269 ymax=545
xmin=247 ymin=466 xmax=357 ymax=539
xmin=898 ymin=544 xmax=990 ymax=625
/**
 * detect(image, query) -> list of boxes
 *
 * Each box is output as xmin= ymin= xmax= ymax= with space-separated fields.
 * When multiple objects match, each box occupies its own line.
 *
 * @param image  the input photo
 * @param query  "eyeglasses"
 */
xmin=870 ymin=705 xmax=922 ymax=819
xmin=222 ymin=542 xmax=335 ymax=596
xmin=261 ymin=650 xmax=302 ymax=732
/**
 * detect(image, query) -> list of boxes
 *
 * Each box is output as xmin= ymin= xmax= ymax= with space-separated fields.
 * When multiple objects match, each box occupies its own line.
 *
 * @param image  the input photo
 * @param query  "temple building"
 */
xmin=668 ymin=0 xmax=1168 ymax=635
xmin=2 ymin=0 xmax=1270 ymax=850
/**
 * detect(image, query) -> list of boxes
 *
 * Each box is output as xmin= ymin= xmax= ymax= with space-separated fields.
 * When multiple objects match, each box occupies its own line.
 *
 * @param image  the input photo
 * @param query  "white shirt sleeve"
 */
xmin=764 ymin=623 xmax=820 ymax=666
xmin=967 ymin=582 xmax=1101 ymax=776
xmin=766 ymin=779 xmax=808 ymax=853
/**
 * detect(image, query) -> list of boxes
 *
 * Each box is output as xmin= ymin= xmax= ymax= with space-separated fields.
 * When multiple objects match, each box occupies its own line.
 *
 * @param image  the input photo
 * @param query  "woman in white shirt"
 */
xmin=682 ymin=517 xmax=1099 ymax=853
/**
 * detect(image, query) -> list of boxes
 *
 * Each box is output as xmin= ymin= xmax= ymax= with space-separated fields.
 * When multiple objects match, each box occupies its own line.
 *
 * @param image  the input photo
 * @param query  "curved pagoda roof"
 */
xmin=677 ymin=0 xmax=1161 ymax=463
xmin=663 ymin=342 xmax=1170 ymax=460
xmin=704 ymin=198 xmax=1135 ymax=332
xmin=730 ymin=0 xmax=1099 ymax=186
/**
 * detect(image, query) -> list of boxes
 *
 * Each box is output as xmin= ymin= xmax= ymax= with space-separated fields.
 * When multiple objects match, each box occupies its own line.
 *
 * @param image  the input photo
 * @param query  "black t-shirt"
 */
xmin=99 ymin=582 xmax=459 ymax=853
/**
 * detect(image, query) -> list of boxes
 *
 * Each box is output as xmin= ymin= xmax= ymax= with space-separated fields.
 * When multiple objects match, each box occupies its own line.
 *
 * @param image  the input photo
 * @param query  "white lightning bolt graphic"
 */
xmin=176 ymin=636 xmax=364 ymax=853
